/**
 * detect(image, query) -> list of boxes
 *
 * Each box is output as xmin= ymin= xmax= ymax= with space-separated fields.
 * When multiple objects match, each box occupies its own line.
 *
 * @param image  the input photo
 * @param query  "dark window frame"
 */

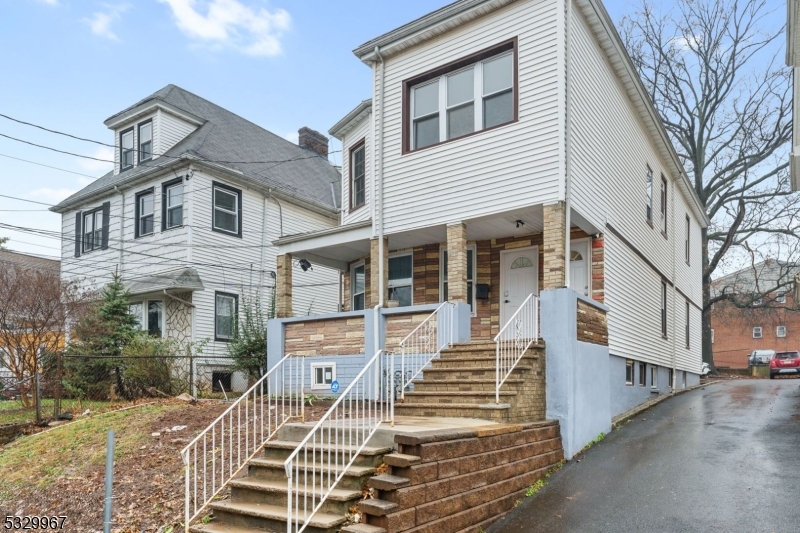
xmin=660 ymin=175 xmax=668 ymax=237
xmin=214 ymin=291 xmax=239 ymax=342
xmin=211 ymin=371 xmax=233 ymax=393
xmin=138 ymin=119 xmax=153 ymax=164
xmin=81 ymin=205 xmax=105 ymax=253
xmin=134 ymin=187 xmax=155 ymax=238
xmin=638 ymin=361 xmax=646 ymax=387
xmin=212 ymin=181 xmax=242 ymax=238
xmin=661 ymin=280 xmax=668 ymax=339
xmin=161 ymin=177 xmax=184 ymax=231
xmin=685 ymin=215 xmax=691 ymax=265
xmin=650 ymin=365 xmax=659 ymax=389
xmin=685 ymin=299 xmax=690 ymax=349
xmin=625 ymin=359 xmax=634 ymax=386
xmin=645 ymin=165 xmax=653 ymax=226
xmin=401 ymin=37 xmax=519 ymax=155
xmin=351 ymin=262 xmax=366 ymax=311
xmin=120 ymin=127 xmax=135 ymax=172
xmin=349 ymin=139 xmax=366 ymax=212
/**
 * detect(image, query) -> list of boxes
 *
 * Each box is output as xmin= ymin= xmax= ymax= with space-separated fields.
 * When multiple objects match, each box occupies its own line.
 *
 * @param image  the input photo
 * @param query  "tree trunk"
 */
xmin=701 ymin=228 xmax=717 ymax=373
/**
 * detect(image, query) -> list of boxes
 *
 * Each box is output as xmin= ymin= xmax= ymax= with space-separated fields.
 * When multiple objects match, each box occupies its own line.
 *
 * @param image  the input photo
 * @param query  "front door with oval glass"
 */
xmin=500 ymin=246 xmax=539 ymax=337
xmin=570 ymin=240 xmax=590 ymax=297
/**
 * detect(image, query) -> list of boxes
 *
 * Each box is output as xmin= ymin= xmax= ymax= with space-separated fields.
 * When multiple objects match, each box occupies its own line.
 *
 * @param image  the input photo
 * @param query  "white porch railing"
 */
xmin=181 ymin=354 xmax=305 ymax=531
xmin=398 ymin=302 xmax=456 ymax=399
xmin=494 ymin=294 xmax=539 ymax=403
xmin=284 ymin=349 xmax=392 ymax=533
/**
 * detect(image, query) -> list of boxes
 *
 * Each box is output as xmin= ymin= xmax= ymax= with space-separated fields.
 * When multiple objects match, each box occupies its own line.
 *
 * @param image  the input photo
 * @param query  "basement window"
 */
xmin=638 ymin=362 xmax=646 ymax=387
xmin=311 ymin=363 xmax=336 ymax=391
xmin=625 ymin=360 xmax=634 ymax=386
xmin=212 ymin=371 xmax=233 ymax=393
xmin=650 ymin=365 xmax=658 ymax=389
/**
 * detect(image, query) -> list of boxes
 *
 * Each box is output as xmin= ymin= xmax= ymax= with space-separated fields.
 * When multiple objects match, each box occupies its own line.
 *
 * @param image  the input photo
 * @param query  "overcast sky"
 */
xmin=0 ymin=0 xmax=682 ymax=258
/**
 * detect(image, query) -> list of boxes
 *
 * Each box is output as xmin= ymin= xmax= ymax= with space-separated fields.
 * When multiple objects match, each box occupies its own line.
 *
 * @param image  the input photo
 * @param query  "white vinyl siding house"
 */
xmin=340 ymin=114 xmax=372 ymax=225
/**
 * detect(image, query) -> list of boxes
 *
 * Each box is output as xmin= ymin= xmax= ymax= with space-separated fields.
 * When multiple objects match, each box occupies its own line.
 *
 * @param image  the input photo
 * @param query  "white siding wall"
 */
xmin=158 ymin=109 xmax=198 ymax=154
xmin=568 ymin=6 xmax=702 ymax=373
xmin=340 ymin=114 xmax=372 ymax=225
xmin=378 ymin=0 xmax=562 ymax=234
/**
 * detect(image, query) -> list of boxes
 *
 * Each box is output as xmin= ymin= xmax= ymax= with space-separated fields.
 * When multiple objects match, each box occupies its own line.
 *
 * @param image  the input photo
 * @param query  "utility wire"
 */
xmin=0 ymin=152 xmax=99 ymax=179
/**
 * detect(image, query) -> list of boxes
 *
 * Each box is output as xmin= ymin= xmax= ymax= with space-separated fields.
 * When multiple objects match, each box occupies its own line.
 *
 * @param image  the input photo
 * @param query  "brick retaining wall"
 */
xmin=576 ymin=300 xmax=608 ymax=346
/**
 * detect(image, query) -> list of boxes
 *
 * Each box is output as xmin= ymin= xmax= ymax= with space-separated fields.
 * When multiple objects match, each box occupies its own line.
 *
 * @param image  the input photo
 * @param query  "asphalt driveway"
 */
xmin=490 ymin=379 xmax=800 ymax=533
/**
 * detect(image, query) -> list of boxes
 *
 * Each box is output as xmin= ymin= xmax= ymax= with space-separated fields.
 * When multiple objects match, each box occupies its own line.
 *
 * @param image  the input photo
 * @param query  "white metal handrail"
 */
xmin=398 ymin=301 xmax=455 ymax=398
xmin=284 ymin=349 xmax=392 ymax=533
xmin=494 ymin=294 xmax=539 ymax=403
xmin=181 ymin=354 xmax=305 ymax=531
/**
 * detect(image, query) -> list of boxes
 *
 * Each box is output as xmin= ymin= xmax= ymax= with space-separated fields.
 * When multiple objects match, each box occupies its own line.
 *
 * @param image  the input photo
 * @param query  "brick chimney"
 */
xmin=298 ymin=127 xmax=329 ymax=158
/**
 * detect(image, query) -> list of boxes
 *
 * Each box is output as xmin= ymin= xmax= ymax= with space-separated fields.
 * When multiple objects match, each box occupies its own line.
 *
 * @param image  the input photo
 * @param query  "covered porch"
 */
xmin=273 ymin=202 xmax=605 ymax=340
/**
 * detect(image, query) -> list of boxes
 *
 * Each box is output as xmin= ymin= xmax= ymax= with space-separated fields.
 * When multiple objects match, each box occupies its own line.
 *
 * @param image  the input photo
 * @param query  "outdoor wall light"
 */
xmin=298 ymin=259 xmax=313 ymax=272
xmin=516 ymin=220 xmax=525 ymax=229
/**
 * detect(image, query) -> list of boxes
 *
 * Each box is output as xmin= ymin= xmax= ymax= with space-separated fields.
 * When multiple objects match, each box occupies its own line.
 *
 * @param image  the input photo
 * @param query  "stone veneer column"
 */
xmin=446 ymin=222 xmax=468 ymax=303
xmin=369 ymin=237 xmax=388 ymax=307
xmin=276 ymin=254 xmax=293 ymax=318
xmin=543 ymin=202 xmax=567 ymax=289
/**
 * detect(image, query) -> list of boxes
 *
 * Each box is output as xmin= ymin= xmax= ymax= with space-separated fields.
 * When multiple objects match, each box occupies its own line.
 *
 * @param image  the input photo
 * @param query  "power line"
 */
xmin=0 ymin=133 xmax=113 ymax=161
xmin=0 ymin=113 xmax=113 ymax=147
xmin=0 ymin=152 xmax=100 ymax=179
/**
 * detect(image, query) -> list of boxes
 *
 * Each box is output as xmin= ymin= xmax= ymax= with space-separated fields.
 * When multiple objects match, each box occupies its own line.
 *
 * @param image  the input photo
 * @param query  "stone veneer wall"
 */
xmin=284 ymin=316 xmax=365 ymax=356
xmin=384 ymin=311 xmax=446 ymax=355
xmin=166 ymin=291 xmax=193 ymax=344
xmin=576 ymin=299 xmax=609 ymax=345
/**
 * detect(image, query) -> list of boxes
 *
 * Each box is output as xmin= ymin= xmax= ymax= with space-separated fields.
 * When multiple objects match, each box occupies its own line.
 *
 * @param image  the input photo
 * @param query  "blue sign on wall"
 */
xmin=330 ymin=380 xmax=340 ymax=394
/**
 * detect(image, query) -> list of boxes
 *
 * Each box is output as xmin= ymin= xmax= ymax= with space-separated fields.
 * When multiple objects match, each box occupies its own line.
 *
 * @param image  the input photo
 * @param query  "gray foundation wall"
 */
xmin=608 ymin=354 xmax=701 ymax=417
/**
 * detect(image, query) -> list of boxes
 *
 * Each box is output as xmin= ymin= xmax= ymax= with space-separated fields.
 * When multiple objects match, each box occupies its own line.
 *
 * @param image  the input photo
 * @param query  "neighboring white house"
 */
xmin=273 ymin=0 xmax=708 ymax=416
xmin=788 ymin=0 xmax=800 ymax=190
xmin=51 ymin=85 xmax=341 ymax=392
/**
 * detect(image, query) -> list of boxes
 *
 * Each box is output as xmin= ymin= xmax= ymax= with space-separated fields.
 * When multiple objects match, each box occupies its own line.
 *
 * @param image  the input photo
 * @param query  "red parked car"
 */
xmin=769 ymin=351 xmax=800 ymax=379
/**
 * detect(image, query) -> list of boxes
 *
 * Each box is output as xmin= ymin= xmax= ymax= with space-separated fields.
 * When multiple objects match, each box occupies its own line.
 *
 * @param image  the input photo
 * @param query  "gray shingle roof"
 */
xmin=0 ymin=249 xmax=60 ymax=273
xmin=52 ymin=85 xmax=341 ymax=212
xmin=710 ymin=260 xmax=800 ymax=298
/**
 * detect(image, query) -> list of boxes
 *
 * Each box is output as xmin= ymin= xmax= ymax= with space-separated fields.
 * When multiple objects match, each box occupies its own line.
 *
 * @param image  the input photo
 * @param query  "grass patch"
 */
xmin=0 ymin=399 xmax=118 ymax=425
xmin=0 ymin=403 xmax=180 ymax=498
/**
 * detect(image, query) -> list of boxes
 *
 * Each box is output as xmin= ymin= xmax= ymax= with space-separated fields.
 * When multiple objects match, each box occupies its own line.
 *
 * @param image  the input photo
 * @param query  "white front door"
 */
xmin=500 ymin=246 xmax=539 ymax=330
xmin=570 ymin=240 xmax=590 ymax=297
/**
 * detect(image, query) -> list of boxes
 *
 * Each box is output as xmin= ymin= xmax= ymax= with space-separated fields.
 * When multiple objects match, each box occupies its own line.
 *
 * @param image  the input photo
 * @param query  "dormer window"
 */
xmin=138 ymin=120 xmax=153 ymax=163
xmin=404 ymin=39 xmax=517 ymax=153
xmin=120 ymin=128 xmax=134 ymax=171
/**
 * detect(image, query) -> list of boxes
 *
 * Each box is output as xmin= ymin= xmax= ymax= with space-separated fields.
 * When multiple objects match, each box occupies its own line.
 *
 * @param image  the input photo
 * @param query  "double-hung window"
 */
xmin=777 ymin=325 xmax=787 ymax=338
xmin=660 ymin=176 xmax=667 ymax=235
xmin=388 ymin=252 xmax=413 ymax=307
xmin=638 ymin=362 xmax=646 ymax=387
xmin=120 ymin=128 xmax=134 ymax=171
xmin=351 ymin=262 xmax=365 ymax=311
xmin=138 ymin=120 xmax=152 ymax=163
xmin=661 ymin=280 xmax=668 ymax=338
xmin=212 ymin=182 xmax=241 ymax=236
xmin=625 ymin=360 xmax=634 ymax=385
xmin=650 ymin=365 xmax=658 ymax=388
xmin=407 ymin=41 xmax=515 ymax=152
xmin=129 ymin=301 xmax=162 ymax=336
xmin=685 ymin=300 xmax=690 ymax=349
xmin=215 ymin=292 xmax=238 ymax=341
xmin=136 ymin=189 xmax=154 ymax=237
xmin=350 ymin=142 xmax=366 ymax=210
xmin=685 ymin=215 xmax=691 ymax=264
xmin=645 ymin=166 xmax=653 ymax=223
xmin=753 ymin=327 xmax=762 ymax=339
xmin=82 ymin=209 xmax=104 ymax=253
xmin=440 ymin=245 xmax=477 ymax=313
xmin=164 ymin=179 xmax=183 ymax=229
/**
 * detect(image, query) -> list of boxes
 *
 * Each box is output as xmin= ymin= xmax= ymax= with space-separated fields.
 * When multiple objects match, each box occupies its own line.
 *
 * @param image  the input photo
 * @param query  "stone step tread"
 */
xmin=207 ymin=501 xmax=346 ymax=528
xmin=412 ymin=378 xmax=524 ymax=385
xmin=402 ymin=390 xmax=517 ymax=397
xmin=395 ymin=403 xmax=510 ymax=410
xmin=229 ymin=478 xmax=362 ymax=501
xmin=264 ymin=440 xmax=392 ymax=456
xmin=249 ymin=457 xmax=375 ymax=477
xmin=369 ymin=474 xmax=411 ymax=490
xmin=358 ymin=498 xmax=399 ymax=516
xmin=341 ymin=524 xmax=387 ymax=533
xmin=189 ymin=523 xmax=270 ymax=533
xmin=421 ymin=364 xmax=533 ymax=373
xmin=383 ymin=453 xmax=421 ymax=467
xmin=433 ymin=356 xmax=538 ymax=363
xmin=444 ymin=342 xmax=543 ymax=351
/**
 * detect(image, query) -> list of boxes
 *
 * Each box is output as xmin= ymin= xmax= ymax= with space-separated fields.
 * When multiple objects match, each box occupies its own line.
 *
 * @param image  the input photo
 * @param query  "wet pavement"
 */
xmin=490 ymin=379 xmax=800 ymax=533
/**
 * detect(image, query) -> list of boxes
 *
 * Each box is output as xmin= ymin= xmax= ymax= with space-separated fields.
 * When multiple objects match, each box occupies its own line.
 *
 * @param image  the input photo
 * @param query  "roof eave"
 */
xmin=104 ymin=100 xmax=205 ymax=129
xmin=329 ymin=100 xmax=373 ymax=139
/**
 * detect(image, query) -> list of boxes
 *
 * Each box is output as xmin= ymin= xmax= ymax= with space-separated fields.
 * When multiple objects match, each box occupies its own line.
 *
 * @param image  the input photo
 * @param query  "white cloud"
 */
xmin=30 ymin=188 xmax=76 ymax=204
xmin=77 ymin=176 xmax=96 ymax=186
xmin=159 ymin=0 xmax=291 ymax=57
xmin=76 ymin=146 xmax=114 ymax=173
xmin=37 ymin=0 xmax=60 ymax=5
xmin=83 ymin=4 xmax=129 ymax=41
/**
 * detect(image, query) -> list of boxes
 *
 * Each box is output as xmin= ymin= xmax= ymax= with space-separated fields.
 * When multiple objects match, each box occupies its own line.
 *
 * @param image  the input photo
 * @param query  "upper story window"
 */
xmin=661 ymin=280 xmax=667 ymax=338
xmin=660 ymin=176 xmax=667 ymax=235
xmin=138 ymin=120 xmax=153 ymax=163
xmin=120 ymin=128 xmax=134 ymax=171
xmin=135 ymin=188 xmax=155 ymax=238
xmin=212 ymin=181 xmax=242 ymax=237
xmin=685 ymin=215 xmax=691 ymax=264
xmin=776 ymin=292 xmax=787 ymax=304
xmin=404 ymin=39 xmax=517 ymax=153
xmin=645 ymin=166 xmax=653 ymax=223
xmin=163 ymin=178 xmax=183 ymax=230
xmin=82 ymin=209 xmax=104 ymax=253
xmin=350 ymin=141 xmax=366 ymax=211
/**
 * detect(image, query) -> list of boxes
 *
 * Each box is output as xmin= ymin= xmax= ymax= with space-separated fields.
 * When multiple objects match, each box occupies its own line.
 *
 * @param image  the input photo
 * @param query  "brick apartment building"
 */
xmin=711 ymin=261 xmax=800 ymax=368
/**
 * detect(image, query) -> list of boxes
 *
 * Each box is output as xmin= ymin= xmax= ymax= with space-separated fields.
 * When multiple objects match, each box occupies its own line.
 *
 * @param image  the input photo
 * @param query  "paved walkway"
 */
xmin=490 ymin=379 xmax=800 ymax=533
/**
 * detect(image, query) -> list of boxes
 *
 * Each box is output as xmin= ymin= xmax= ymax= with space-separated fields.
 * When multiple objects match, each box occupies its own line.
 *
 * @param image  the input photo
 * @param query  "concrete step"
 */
xmin=411 ymin=378 xmax=524 ymax=393
xmin=248 ymin=457 xmax=374 ymax=491
xmin=207 ymin=500 xmax=347 ymax=533
xmin=263 ymin=440 xmax=391 ymax=468
xmin=420 ymin=365 xmax=532 ymax=381
xmin=341 ymin=524 xmax=387 ymax=533
xmin=401 ymin=390 xmax=517 ymax=406
xmin=229 ymin=477 xmax=362 ymax=516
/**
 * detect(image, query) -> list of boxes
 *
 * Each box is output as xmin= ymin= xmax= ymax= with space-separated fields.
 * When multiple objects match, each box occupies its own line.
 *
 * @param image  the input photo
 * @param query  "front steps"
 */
xmin=394 ymin=340 xmax=546 ymax=423
xmin=189 ymin=433 xmax=392 ymax=533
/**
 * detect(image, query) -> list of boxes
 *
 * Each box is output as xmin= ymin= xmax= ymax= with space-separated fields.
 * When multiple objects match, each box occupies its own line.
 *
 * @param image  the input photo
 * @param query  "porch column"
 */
xmin=369 ymin=236 xmax=388 ymax=307
xmin=543 ymin=202 xmax=567 ymax=290
xmin=446 ymin=222 xmax=468 ymax=303
xmin=276 ymin=254 xmax=293 ymax=318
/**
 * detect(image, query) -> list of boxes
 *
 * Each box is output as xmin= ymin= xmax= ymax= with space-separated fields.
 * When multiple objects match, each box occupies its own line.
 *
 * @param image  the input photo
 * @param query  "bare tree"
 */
xmin=620 ymin=0 xmax=797 ymax=370
xmin=0 ymin=263 xmax=83 ymax=407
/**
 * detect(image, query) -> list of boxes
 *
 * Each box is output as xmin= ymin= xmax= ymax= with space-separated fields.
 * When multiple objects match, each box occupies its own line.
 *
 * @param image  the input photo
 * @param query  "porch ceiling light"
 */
xmin=515 ymin=220 xmax=525 ymax=229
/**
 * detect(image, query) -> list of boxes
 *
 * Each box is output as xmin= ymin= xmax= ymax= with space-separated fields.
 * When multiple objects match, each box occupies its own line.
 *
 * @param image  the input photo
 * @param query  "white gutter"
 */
xmin=373 ymin=45 xmax=386 ymax=351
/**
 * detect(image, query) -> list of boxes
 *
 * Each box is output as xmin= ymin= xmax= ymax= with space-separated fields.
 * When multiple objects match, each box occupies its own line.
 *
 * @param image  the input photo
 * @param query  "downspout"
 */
xmin=260 ymin=194 xmax=268 ymax=306
xmin=671 ymin=179 xmax=677 ymax=391
xmin=114 ymin=185 xmax=124 ymax=277
xmin=373 ymin=45 xmax=386 ymax=353
xmin=564 ymin=0 xmax=573 ymax=289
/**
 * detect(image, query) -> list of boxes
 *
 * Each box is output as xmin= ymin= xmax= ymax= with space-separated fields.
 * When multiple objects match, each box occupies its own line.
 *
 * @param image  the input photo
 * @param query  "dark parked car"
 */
xmin=769 ymin=351 xmax=800 ymax=379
